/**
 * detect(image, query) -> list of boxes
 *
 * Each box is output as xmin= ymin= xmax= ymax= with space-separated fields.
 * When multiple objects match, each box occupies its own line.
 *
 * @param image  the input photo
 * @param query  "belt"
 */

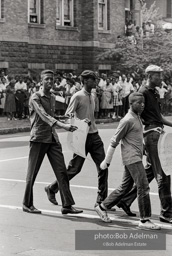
xmin=145 ymin=123 xmax=164 ymax=129
xmin=88 ymin=131 xmax=98 ymax=135
xmin=143 ymin=127 xmax=164 ymax=137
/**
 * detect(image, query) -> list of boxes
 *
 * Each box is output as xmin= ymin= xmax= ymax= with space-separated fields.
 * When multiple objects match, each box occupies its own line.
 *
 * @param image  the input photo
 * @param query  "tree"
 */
xmin=141 ymin=1 xmax=162 ymax=25
xmin=97 ymin=29 xmax=172 ymax=76
xmin=97 ymin=2 xmax=172 ymax=76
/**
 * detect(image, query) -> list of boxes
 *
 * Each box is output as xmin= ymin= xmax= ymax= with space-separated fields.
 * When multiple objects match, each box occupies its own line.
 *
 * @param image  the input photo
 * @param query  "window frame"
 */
xmin=0 ymin=0 xmax=2 ymax=19
xmin=167 ymin=0 xmax=172 ymax=18
xmin=28 ymin=0 xmax=41 ymax=24
xmin=98 ymin=0 xmax=108 ymax=30
xmin=56 ymin=0 xmax=74 ymax=27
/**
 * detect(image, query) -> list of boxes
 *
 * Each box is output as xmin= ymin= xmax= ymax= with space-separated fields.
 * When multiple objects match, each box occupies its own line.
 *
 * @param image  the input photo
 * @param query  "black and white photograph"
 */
xmin=0 ymin=1 xmax=172 ymax=255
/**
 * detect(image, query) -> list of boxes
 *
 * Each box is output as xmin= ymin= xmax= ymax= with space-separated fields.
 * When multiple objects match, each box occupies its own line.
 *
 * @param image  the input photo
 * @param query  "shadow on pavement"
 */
xmin=38 ymin=212 xmax=172 ymax=235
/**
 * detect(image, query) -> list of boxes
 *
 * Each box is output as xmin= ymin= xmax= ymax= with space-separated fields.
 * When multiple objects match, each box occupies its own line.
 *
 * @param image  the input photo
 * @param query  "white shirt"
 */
xmin=156 ymin=87 xmax=167 ymax=99
xmin=98 ymin=79 xmax=107 ymax=88
xmin=15 ymin=82 xmax=27 ymax=91
xmin=120 ymin=80 xmax=134 ymax=98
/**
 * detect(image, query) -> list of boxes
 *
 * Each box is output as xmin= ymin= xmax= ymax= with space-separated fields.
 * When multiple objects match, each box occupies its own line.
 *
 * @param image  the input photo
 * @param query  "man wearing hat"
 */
xmin=118 ymin=65 xmax=172 ymax=224
xmin=45 ymin=70 xmax=108 ymax=206
xmin=23 ymin=69 xmax=82 ymax=215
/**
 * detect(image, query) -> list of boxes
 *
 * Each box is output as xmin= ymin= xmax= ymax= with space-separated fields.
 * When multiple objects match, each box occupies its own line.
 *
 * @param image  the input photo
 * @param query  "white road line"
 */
xmin=0 ymin=156 xmax=28 ymax=162
xmin=0 ymin=178 xmax=159 ymax=196
xmin=0 ymin=204 xmax=171 ymax=229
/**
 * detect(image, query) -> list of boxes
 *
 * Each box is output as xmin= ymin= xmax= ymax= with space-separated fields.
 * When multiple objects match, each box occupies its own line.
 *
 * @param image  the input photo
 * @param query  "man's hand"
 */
xmin=100 ymin=160 xmax=109 ymax=170
xmin=62 ymin=123 xmax=78 ymax=132
xmin=66 ymin=113 xmax=74 ymax=119
xmin=84 ymin=118 xmax=91 ymax=126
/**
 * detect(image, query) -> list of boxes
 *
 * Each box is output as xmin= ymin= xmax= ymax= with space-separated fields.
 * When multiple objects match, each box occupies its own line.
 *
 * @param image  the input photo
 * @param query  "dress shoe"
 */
xmin=159 ymin=216 xmax=172 ymax=224
xmin=117 ymin=201 xmax=136 ymax=217
xmin=45 ymin=186 xmax=58 ymax=205
xmin=61 ymin=206 xmax=83 ymax=214
xmin=23 ymin=205 xmax=42 ymax=214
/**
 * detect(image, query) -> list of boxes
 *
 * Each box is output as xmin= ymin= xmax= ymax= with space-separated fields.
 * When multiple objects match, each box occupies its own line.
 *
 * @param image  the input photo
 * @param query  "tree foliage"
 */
xmin=97 ymin=30 xmax=172 ymax=74
xmin=142 ymin=1 xmax=162 ymax=24
xmin=97 ymin=2 xmax=172 ymax=76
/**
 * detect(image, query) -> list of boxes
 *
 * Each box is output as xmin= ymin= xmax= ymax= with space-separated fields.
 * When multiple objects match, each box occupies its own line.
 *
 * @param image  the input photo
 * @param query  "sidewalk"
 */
xmin=0 ymin=116 xmax=116 ymax=135
xmin=1 ymin=115 xmax=172 ymax=135
xmin=0 ymin=117 xmax=31 ymax=135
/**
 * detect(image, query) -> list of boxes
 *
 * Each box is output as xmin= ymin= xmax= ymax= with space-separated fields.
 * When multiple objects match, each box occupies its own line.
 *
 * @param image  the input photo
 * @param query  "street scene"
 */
xmin=0 ymin=125 xmax=172 ymax=256
xmin=1 ymin=0 xmax=172 ymax=256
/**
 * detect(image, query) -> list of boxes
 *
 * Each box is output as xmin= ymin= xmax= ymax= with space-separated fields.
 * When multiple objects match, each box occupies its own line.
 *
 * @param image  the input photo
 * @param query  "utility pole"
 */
xmin=139 ymin=0 xmax=144 ymax=50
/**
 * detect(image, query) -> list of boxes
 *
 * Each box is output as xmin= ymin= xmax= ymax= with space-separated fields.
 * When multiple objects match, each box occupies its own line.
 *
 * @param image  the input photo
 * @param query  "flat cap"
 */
xmin=41 ymin=70 xmax=54 ymax=77
xmin=145 ymin=65 xmax=163 ymax=73
xmin=80 ymin=70 xmax=99 ymax=79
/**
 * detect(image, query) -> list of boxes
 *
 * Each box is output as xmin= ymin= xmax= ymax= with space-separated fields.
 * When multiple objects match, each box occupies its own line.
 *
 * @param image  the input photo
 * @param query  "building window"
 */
xmin=0 ymin=1 xmax=1 ymax=19
xmin=125 ymin=0 xmax=133 ymax=24
xmin=0 ymin=0 xmax=5 ymax=19
xmin=98 ymin=0 xmax=108 ymax=30
xmin=56 ymin=0 xmax=74 ymax=27
xmin=167 ymin=0 xmax=172 ymax=18
xmin=28 ymin=0 xmax=43 ymax=24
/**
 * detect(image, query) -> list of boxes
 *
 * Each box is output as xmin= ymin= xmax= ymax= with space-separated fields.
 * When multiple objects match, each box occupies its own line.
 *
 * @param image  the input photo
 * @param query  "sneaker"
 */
xmin=159 ymin=216 xmax=172 ymax=224
xmin=138 ymin=220 xmax=161 ymax=230
xmin=95 ymin=204 xmax=112 ymax=223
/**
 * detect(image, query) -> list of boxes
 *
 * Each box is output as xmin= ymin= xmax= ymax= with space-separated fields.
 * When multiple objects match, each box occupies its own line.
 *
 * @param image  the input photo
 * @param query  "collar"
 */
xmin=128 ymin=109 xmax=140 ymax=118
xmin=39 ymin=90 xmax=52 ymax=98
xmin=82 ymin=88 xmax=91 ymax=96
xmin=146 ymin=85 xmax=159 ymax=95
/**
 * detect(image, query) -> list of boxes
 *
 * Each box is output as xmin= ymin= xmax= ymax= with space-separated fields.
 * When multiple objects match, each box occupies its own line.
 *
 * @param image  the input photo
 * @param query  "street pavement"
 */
xmin=0 ymin=124 xmax=172 ymax=256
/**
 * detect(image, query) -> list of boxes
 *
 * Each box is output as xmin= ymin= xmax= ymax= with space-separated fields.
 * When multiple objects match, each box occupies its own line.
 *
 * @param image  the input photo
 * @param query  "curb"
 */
xmin=0 ymin=126 xmax=31 ymax=135
xmin=0 ymin=119 xmax=117 ymax=135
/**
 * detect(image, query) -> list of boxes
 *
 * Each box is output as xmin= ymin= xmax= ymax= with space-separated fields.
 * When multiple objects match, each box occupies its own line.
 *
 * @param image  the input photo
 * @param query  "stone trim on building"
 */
xmin=55 ymin=63 xmax=78 ymax=70
xmin=0 ymin=61 xmax=9 ymax=68
xmin=28 ymin=63 xmax=45 ymax=69
xmin=98 ymin=64 xmax=111 ymax=70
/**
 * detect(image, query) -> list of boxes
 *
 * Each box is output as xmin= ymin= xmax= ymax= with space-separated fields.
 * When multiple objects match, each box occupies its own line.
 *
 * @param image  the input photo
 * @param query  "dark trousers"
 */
xmin=49 ymin=132 xmax=108 ymax=203
xmin=122 ymin=95 xmax=129 ymax=117
xmin=103 ymin=161 xmax=151 ymax=219
xmin=23 ymin=142 xmax=75 ymax=208
xmin=121 ymin=130 xmax=172 ymax=218
xmin=15 ymin=91 xmax=25 ymax=118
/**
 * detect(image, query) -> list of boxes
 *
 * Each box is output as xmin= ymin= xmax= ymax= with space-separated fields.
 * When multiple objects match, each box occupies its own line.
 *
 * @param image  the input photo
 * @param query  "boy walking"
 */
xmin=95 ymin=92 xmax=160 ymax=230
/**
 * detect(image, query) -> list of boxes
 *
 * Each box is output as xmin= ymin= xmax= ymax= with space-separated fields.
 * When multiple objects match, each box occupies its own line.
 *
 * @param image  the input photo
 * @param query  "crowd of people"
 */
xmin=125 ymin=19 xmax=155 ymax=44
xmin=21 ymin=66 xmax=172 ymax=231
xmin=0 ymin=69 xmax=172 ymax=121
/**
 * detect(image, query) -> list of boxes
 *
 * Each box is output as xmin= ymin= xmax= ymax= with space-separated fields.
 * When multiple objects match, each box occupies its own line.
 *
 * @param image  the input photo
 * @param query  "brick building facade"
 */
xmin=0 ymin=0 xmax=141 ymax=77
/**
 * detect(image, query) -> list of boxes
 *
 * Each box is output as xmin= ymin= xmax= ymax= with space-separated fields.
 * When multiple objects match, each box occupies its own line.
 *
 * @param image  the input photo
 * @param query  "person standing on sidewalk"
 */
xmin=45 ymin=70 xmax=108 ymax=206
xmin=15 ymin=76 xmax=27 ymax=119
xmin=117 ymin=65 xmax=172 ymax=224
xmin=95 ymin=92 xmax=160 ymax=230
xmin=23 ymin=69 xmax=82 ymax=215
